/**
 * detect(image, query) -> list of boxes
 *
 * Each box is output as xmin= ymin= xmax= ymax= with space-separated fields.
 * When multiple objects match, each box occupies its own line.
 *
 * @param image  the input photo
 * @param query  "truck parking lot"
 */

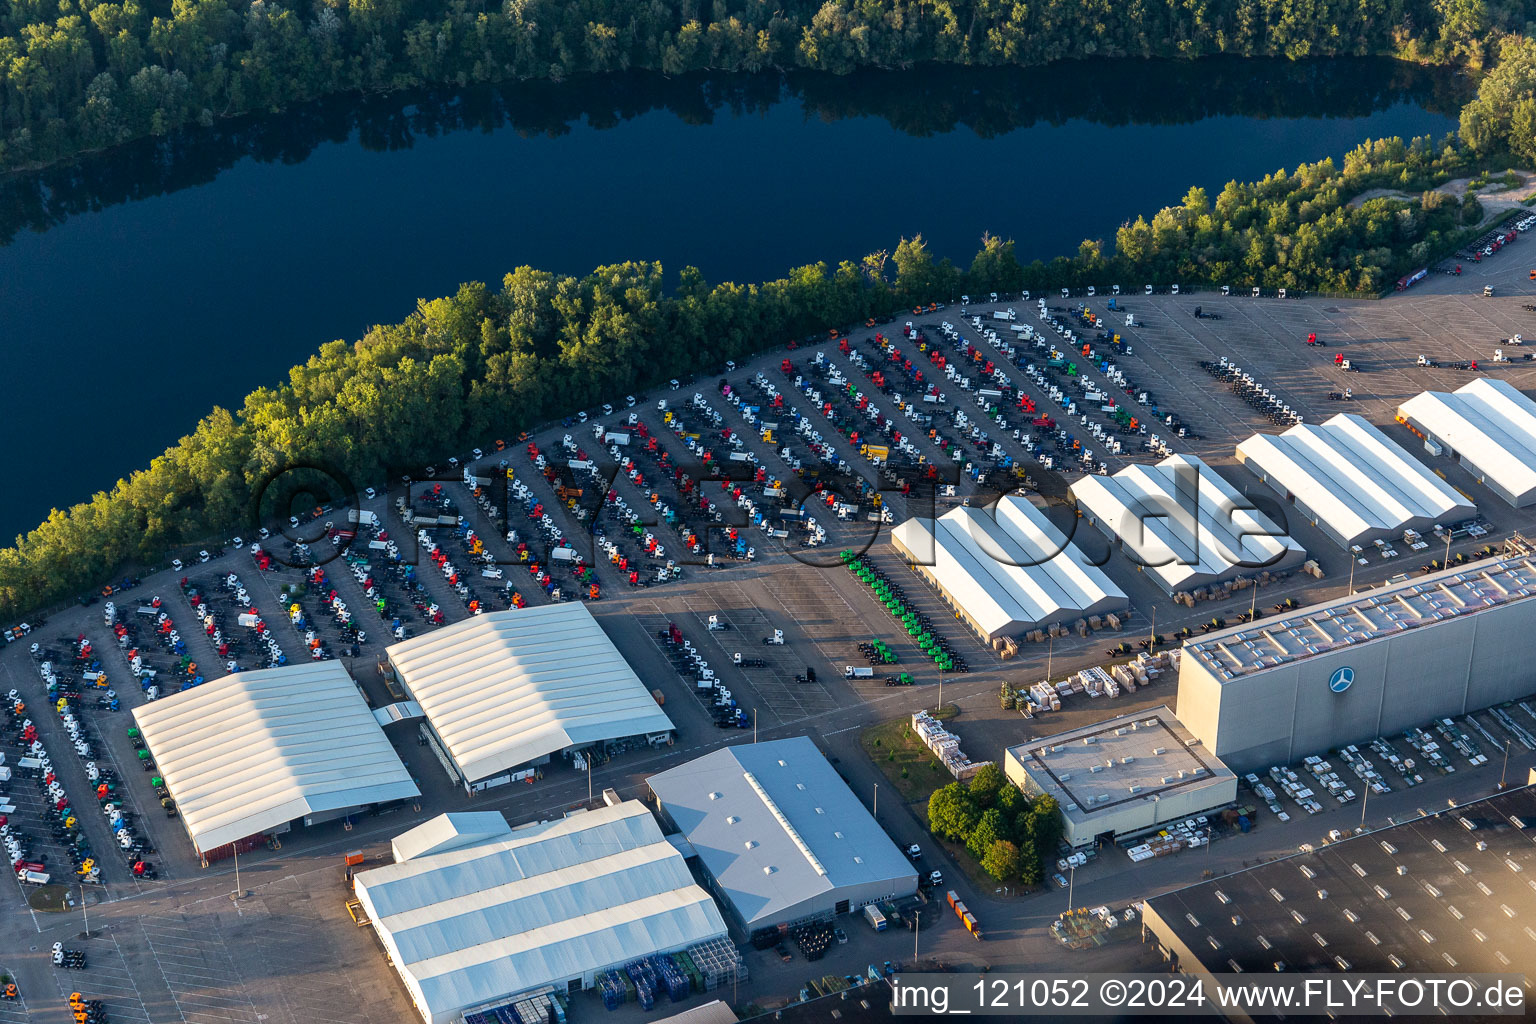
xmin=7 ymin=252 xmax=1536 ymax=1021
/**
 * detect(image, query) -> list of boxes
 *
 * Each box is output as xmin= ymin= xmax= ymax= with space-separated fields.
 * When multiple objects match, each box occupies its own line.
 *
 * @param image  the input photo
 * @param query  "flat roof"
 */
xmin=647 ymin=737 xmax=917 ymax=928
xmin=1236 ymin=414 xmax=1474 ymax=545
xmin=1068 ymin=454 xmax=1305 ymax=591
xmin=1399 ymin=378 xmax=1536 ymax=501
xmin=1007 ymin=706 xmax=1235 ymax=824
xmin=355 ymin=802 xmax=727 ymax=1021
xmin=385 ymin=605 xmax=675 ymax=782
xmin=132 ymin=662 xmax=419 ymax=852
xmin=891 ymin=496 xmax=1125 ymax=636
xmin=1184 ymin=554 xmax=1536 ymax=680
xmin=1145 ymin=785 xmax=1536 ymax=972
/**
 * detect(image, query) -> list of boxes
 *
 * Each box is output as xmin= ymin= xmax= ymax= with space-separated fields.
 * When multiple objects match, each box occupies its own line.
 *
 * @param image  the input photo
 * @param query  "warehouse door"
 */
xmin=834 ymin=899 xmax=850 ymax=915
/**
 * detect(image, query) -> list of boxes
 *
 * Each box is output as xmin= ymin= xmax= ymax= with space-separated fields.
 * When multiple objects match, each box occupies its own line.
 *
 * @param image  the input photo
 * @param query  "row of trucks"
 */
xmin=946 ymin=890 xmax=984 ymax=940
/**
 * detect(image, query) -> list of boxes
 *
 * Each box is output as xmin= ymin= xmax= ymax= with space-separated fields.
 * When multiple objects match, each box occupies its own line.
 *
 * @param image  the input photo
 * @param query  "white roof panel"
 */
xmin=131 ymin=662 xmax=419 ymax=852
xmin=1236 ymin=414 xmax=1473 ymax=545
xmin=1069 ymin=454 xmax=1305 ymax=591
xmin=1399 ymin=378 xmax=1536 ymax=504
xmin=891 ymin=496 xmax=1125 ymax=637
xmin=355 ymin=802 xmax=726 ymax=1022
xmin=392 ymin=812 xmax=513 ymax=863
xmin=385 ymin=605 xmax=675 ymax=783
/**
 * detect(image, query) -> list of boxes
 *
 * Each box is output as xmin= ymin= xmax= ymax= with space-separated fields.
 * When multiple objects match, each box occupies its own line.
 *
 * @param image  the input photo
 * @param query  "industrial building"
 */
xmin=382 ymin=605 xmax=675 ymax=793
xmin=1067 ymin=454 xmax=1305 ymax=594
xmin=647 ymin=737 xmax=917 ymax=932
xmin=131 ymin=661 xmax=420 ymax=860
xmin=1003 ymin=706 xmax=1238 ymax=848
xmin=1143 ymin=785 xmax=1536 ymax=1007
xmin=1398 ymin=377 xmax=1536 ymax=506
xmin=353 ymin=801 xmax=732 ymax=1024
xmin=1234 ymin=414 xmax=1474 ymax=549
xmin=890 ymin=496 xmax=1127 ymax=642
xmin=1176 ymin=555 xmax=1536 ymax=771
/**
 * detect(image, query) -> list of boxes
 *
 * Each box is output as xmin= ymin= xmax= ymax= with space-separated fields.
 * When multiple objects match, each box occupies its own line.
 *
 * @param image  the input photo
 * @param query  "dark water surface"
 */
xmin=0 ymin=58 xmax=1468 ymax=542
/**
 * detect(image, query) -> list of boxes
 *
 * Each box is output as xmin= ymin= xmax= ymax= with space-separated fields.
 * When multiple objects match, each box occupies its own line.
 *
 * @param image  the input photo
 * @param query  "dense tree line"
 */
xmin=1461 ymin=35 xmax=1536 ymax=162
xmin=1 ymin=0 xmax=1531 ymax=172
xmin=928 ymin=765 xmax=1064 ymax=884
xmin=0 ymin=124 xmax=1508 ymax=617
xmin=1101 ymin=137 xmax=1487 ymax=294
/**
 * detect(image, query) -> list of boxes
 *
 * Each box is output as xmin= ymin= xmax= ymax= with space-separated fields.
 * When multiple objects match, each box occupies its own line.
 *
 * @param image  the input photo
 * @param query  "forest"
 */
xmin=927 ymin=766 xmax=1063 ymax=885
xmin=0 ymin=124 xmax=1504 ymax=617
xmin=2 ymin=0 xmax=1535 ymax=172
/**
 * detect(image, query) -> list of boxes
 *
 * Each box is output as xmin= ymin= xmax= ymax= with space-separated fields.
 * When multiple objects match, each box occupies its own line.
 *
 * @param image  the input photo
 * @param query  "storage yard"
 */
xmin=6 ymin=251 xmax=1536 ymax=1023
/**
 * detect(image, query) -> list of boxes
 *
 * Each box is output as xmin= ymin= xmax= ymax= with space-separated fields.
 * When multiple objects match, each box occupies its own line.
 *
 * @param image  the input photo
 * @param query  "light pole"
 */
xmin=1499 ymin=739 xmax=1512 ymax=790
xmin=753 ymin=707 xmax=758 ymax=744
xmin=873 ymin=782 xmax=879 ymax=817
xmin=913 ymin=910 xmax=921 ymax=959
xmin=1359 ymin=780 xmax=1370 ymax=829
xmin=231 ymin=844 xmax=242 ymax=901
xmin=81 ymin=884 xmax=88 ymax=937
xmin=1066 ymin=864 xmax=1076 ymax=912
xmin=587 ymin=754 xmax=593 ymax=806
xmin=937 ymin=667 xmax=944 ymax=714
xmin=1444 ymin=530 xmax=1453 ymax=573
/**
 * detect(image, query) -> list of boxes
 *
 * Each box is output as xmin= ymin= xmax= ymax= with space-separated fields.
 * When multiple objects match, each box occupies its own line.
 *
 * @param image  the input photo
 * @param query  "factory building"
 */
xmin=1235 ymin=414 xmax=1474 ymax=549
xmin=1003 ymin=706 xmax=1238 ymax=848
xmin=1067 ymin=454 xmax=1306 ymax=594
xmin=1142 ymin=785 xmax=1536 ymax=1022
xmin=1176 ymin=555 xmax=1536 ymax=772
xmin=647 ymin=737 xmax=917 ymax=933
xmin=890 ymin=496 xmax=1126 ymax=642
xmin=1398 ymin=377 xmax=1536 ymax=506
xmin=353 ymin=802 xmax=732 ymax=1024
xmin=382 ymin=605 xmax=675 ymax=793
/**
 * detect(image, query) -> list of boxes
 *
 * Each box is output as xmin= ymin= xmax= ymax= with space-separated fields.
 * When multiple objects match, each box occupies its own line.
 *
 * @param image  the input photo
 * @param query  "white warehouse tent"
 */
xmin=1068 ymin=454 xmax=1306 ymax=593
xmin=890 ymin=496 xmax=1126 ymax=641
xmin=1235 ymin=413 xmax=1474 ymax=548
xmin=385 ymin=605 xmax=675 ymax=791
xmin=353 ymin=802 xmax=729 ymax=1024
xmin=1398 ymin=378 xmax=1536 ymax=506
xmin=131 ymin=662 xmax=419 ymax=856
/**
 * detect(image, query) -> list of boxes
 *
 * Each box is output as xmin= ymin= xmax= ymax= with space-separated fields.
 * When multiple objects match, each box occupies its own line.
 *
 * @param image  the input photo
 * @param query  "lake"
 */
xmin=0 ymin=58 xmax=1467 ymax=543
